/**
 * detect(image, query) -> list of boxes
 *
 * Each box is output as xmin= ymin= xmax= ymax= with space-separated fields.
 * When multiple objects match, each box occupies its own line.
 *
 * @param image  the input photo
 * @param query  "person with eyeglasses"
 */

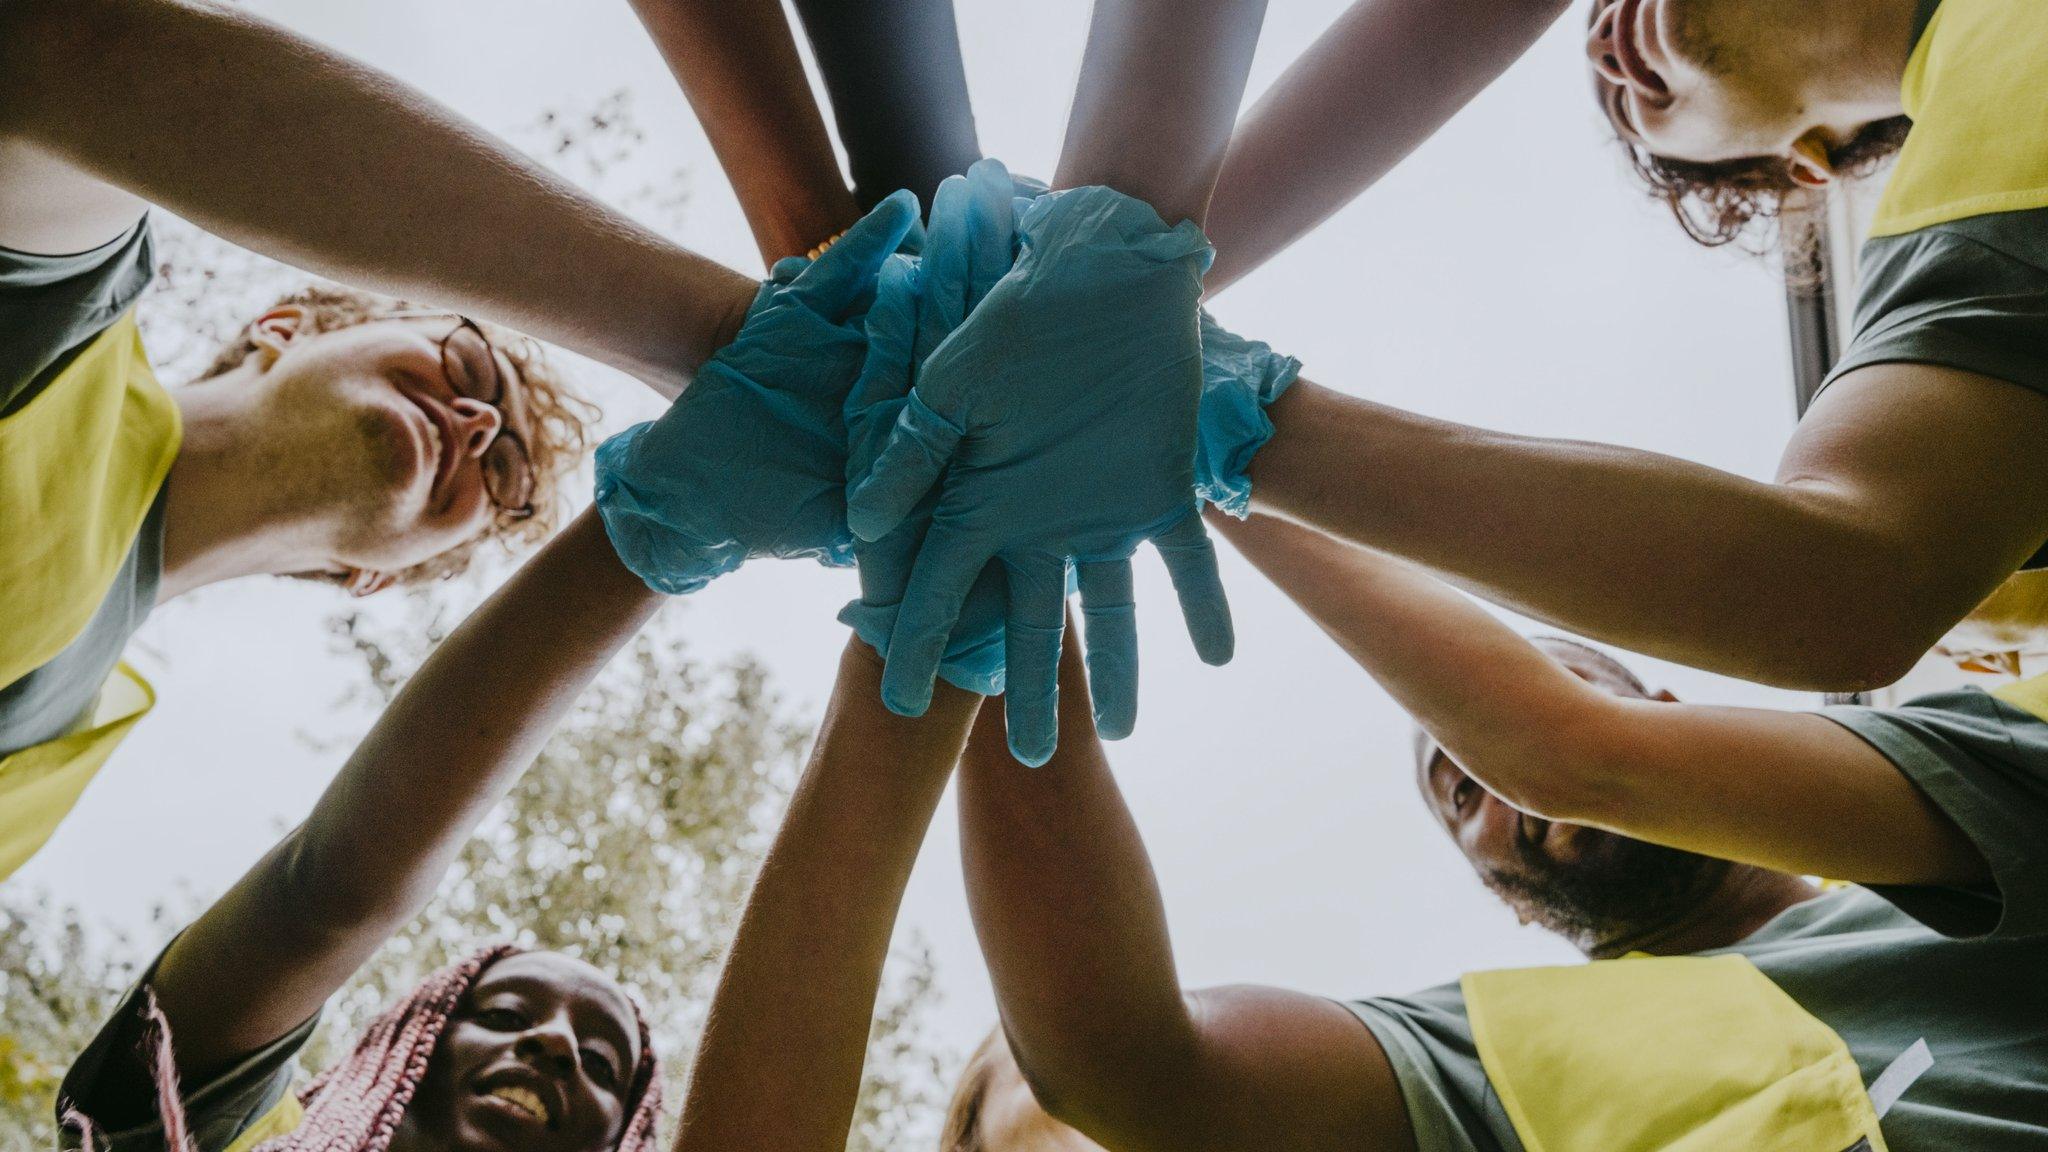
xmin=0 ymin=0 xmax=913 ymax=884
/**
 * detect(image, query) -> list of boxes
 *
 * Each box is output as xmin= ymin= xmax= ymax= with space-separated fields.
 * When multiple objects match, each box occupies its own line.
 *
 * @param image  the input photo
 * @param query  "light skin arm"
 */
xmin=1245 ymin=362 xmax=2048 ymax=691
xmin=957 ymin=632 xmax=1416 ymax=1152
xmin=1203 ymin=0 xmax=1571 ymax=292
xmin=77 ymin=510 xmax=662 ymax=1117
xmin=627 ymin=0 xmax=860 ymax=267
xmin=671 ymin=641 xmax=982 ymax=1152
xmin=1212 ymin=510 xmax=1989 ymax=886
xmin=1054 ymin=0 xmax=1269 ymax=225
xmin=0 ymin=0 xmax=758 ymax=399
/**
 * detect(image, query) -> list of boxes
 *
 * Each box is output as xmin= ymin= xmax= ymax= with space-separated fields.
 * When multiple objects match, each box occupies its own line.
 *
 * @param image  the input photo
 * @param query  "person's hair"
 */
xmin=203 ymin=285 xmax=599 ymax=588
xmin=1620 ymin=116 xmax=1912 ymax=249
xmin=938 ymin=1028 xmax=1008 ymax=1152
xmin=65 ymin=945 xmax=664 ymax=1152
xmin=1528 ymin=635 xmax=1650 ymax=696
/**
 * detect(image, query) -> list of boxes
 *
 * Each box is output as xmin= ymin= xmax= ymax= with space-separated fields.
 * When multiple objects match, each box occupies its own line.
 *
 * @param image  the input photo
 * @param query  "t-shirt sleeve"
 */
xmin=1822 ymin=687 xmax=2048 ymax=939
xmin=1822 ymin=209 xmax=2048 ymax=399
xmin=1343 ymin=985 xmax=1521 ymax=1152
xmin=56 ymin=944 xmax=317 ymax=1152
xmin=0 ymin=219 xmax=155 ymax=416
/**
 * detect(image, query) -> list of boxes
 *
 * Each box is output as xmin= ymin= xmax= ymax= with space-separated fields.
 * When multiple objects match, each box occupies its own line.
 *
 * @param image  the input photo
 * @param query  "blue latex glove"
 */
xmin=1196 ymin=309 xmax=1301 ymax=518
xmin=840 ymin=162 xmax=1021 ymax=696
xmin=594 ymin=190 xmax=919 ymax=594
xmin=846 ymin=184 xmax=1234 ymax=766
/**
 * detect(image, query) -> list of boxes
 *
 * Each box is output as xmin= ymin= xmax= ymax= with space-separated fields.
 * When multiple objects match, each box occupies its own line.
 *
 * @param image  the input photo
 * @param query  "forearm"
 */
xmin=1054 ymin=0 xmax=1267 ymax=224
xmin=1250 ymin=380 xmax=1960 ymax=689
xmin=791 ymin=0 xmax=983 ymax=210
xmin=630 ymin=0 xmax=859 ymax=266
xmin=957 ymin=639 xmax=1198 ymax=1128
xmin=0 ymin=0 xmax=753 ymax=397
xmin=1204 ymin=0 xmax=1568 ymax=292
xmin=674 ymin=640 xmax=981 ymax=1152
xmin=155 ymin=510 xmax=661 ymax=1077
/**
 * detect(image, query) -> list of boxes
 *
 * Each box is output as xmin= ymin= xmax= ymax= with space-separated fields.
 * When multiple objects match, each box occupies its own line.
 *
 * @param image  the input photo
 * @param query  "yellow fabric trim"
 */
xmin=0 ymin=662 xmax=154 ymax=882
xmin=220 ymin=1095 xmax=305 ymax=1152
xmin=1990 ymin=669 xmax=2048 ymax=721
xmin=0 ymin=312 xmax=180 ymax=690
xmin=1870 ymin=0 xmax=2048 ymax=237
xmin=1464 ymin=954 xmax=1887 ymax=1152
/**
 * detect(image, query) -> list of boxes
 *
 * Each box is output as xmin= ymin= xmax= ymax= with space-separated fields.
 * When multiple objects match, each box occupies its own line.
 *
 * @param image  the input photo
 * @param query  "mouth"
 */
xmin=1612 ymin=0 xmax=1671 ymax=98
xmin=479 ymin=1082 xmax=556 ymax=1129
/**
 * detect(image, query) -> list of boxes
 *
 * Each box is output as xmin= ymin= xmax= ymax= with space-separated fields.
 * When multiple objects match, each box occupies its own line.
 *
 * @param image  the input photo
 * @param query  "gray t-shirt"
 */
xmin=0 ymin=219 xmax=168 ymax=756
xmin=1350 ymin=685 xmax=2048 ymax=1152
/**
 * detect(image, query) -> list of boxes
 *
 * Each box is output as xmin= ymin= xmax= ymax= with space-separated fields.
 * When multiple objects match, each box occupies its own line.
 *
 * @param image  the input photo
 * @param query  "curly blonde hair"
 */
xmin=204 ymin=285 xmax=600 ymax=587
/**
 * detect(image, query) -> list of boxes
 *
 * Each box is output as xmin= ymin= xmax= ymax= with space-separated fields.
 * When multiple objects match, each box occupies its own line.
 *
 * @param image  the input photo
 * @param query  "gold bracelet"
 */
xmin=805 ymin=229 xmax=847 ymax=260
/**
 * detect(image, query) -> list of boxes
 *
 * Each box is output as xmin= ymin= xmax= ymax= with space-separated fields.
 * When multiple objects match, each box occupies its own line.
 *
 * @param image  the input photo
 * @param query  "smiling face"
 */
xmin=1415 ymin=641 xmax=1731 ymax=956
xmin=402 ymin=952 xmax=644 ymax=1152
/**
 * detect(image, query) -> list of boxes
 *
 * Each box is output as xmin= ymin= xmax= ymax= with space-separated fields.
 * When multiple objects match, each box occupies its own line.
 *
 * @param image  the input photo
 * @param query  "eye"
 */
xmin=475 ymin=1006 xmax=529 ymax=1031
xmin=1452 ymin=778 xmax=1479 ymax=815
xmin=582 ymin=1048 xmax=621 ymax=1089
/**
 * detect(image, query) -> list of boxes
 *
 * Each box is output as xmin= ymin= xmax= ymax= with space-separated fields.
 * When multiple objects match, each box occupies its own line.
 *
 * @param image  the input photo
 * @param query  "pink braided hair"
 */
xmin=66 ymin=945 xmax=664 ymax=1152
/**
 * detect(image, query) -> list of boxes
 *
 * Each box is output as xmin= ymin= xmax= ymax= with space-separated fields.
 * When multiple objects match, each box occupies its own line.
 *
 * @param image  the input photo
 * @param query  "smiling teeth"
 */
xmin=487 ymin=1085 xmax=550 ymax=1125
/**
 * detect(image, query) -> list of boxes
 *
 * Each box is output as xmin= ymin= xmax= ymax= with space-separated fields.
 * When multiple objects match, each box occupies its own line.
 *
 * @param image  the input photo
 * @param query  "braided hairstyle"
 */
xmin=71 ymin=945 xmax=664 ymax=1152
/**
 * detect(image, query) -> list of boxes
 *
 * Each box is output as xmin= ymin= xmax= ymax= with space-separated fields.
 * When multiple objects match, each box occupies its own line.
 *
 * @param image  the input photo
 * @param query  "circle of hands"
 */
xmin=597 ymin=158 xmax=1301 ymax=766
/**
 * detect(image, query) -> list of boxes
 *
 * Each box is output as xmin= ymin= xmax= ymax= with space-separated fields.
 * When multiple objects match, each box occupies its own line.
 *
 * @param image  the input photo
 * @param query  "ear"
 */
xmin=247 ymin=304 xmax=314 ymax=367
xmin=1785 ymin=132 xmax=1837 ymax=188
xmin=344 ymin=568 xmax=396 ymax=598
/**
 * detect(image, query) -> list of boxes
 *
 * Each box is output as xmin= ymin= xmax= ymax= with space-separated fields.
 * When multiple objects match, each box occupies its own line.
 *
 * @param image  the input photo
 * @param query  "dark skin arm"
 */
xmin=626 ymin=0 xmax=859 ymax=266
xmin=958 ymin=631 xmax=1415 ymax=1152
xmin=0 ymin=0 xmax=756 ymax=398
xmin=671 ymin=641 xmax=982 ymax=1152
xmin=80 ymin=511 xmax=661 ymax=1120
xmin=1212 ymin=510 xmax=1988 ymax=886
xmin=1245 ymin=362 xmax=2048 ymax=690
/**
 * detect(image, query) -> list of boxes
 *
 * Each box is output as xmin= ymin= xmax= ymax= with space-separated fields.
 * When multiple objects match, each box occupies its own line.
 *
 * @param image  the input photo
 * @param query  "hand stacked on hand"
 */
xmin=596 ymin=161 xmax=1300 ymax=764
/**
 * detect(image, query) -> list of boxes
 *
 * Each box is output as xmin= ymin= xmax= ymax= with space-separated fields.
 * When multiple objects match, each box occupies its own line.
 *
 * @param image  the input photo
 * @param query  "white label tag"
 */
xmin=1868 ymin=1038 xmax=1934 ymax=1118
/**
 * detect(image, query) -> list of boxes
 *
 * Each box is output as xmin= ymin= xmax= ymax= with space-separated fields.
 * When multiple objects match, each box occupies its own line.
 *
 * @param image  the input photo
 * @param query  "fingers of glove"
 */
xmin=962 ymin=158 xmax=1016 ymax=312
xmin=919 ymin=175 xmax=976 ymax=351
xmin=1075 ymin=560 xmax=1139 ymax=740
xmin=879 ymin=525 xmax=990 ymax=717
xmin=1001 ymin=556 xmax=1070 ymax=767
xmin=787 ymin=188 xmax=918 ymax=321
xmin=847 ymin=257 xmax=922 ymax=438
xmin=844 ymin=392 xmax=961 ymax=541
xmin=1152 ymin=513 xmax=1236 ymax=666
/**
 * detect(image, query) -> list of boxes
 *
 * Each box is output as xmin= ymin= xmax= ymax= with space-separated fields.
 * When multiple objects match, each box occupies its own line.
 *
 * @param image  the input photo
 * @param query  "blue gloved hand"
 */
xmin=840 ymin=162 xmax=1021 ymax=696
xmin=1196 ymin=309 xmax=1301 ymax=518
xmin=594 ymin=190 xmax=919 ymax=594
xmin=846 ymin=183 xmax=1234 ymax=766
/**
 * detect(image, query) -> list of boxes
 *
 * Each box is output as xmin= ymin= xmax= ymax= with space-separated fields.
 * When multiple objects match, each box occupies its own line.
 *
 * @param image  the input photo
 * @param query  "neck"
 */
xmin=1591 ymin=867 xmax=1820 ymax=959
xmin=157 ymin=374 xmax=334 ymax=602
xmin=1801 ymin=0 xmax=1923 ymax=118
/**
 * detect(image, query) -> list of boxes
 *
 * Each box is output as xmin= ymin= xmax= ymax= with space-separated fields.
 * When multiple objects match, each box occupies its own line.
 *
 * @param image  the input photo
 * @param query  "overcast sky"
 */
xmin=19 ymin=0 xmax=1920 ymax=1069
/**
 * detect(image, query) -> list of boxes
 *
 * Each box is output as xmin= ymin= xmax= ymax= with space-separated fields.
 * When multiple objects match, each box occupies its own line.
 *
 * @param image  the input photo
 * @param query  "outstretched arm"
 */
xmin=672 ymin=641 xmax=982 ymax=1152
xmin=81 ymin=510 xmax=661 ymax=1114
xmin=1203 ymin=0 xmax=1570 ymax=292
xmin=0 ymin=0 xmax=756 ymax=398
xmin=957 ymin=632 xmax=1414 ymax=1152
xmin=1055 ymin=0 xmax=1268 ymax=224
xmin=1213 ymin=510 xmax=1989 ymax=886
xmin=627 ymin=0 xmax=859 ymax=266
xmin=1242 ymin=363 xmax=2048 ymax=690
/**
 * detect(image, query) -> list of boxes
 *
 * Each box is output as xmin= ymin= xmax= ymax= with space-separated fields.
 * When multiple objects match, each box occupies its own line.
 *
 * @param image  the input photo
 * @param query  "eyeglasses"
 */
xmin=389 ymin=312 xmax=536 ymax=521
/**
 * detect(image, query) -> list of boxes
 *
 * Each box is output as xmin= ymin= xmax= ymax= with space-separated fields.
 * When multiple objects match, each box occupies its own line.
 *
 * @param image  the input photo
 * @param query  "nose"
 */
xmin=449 ymin=396 xmax=504 ymax=459
xmin=1586 ymin=2 xmax=1630 ymax=87
xmin=514 ymin=1012 xmax=579 ymax=1073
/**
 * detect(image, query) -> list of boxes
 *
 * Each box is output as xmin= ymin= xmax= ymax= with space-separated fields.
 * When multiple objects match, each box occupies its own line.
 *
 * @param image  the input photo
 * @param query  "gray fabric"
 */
xmin=57 ymin=946 xmax=317 ymax=1152
xmin=0 ymin=218 xmax=154 ymax=417
xmin=0 ymin=486 xmax=167 ymax=756
xmin=1826 ymin=209 xmax=2048 ymax=406
xmin=1348 ymin=888 xmax=2048 ymax=1152
xmin=1825 ymin=687 xmax=2048 ymax=938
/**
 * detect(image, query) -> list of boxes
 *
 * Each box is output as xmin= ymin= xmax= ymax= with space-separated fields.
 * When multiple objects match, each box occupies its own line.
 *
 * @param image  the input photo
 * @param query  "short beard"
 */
xmin=1480 ymin=825 xmax=1730 ymax=957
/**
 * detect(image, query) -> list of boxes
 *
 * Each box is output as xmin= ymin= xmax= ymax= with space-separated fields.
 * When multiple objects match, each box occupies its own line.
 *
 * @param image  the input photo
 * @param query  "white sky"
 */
xmin=18 ymin=0 xmax=1897 ymax=1068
